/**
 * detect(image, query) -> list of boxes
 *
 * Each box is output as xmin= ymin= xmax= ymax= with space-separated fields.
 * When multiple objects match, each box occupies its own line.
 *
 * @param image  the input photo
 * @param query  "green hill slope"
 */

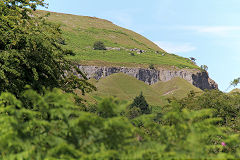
xmin=152 ymin=77 xmax=203 ymax=99
xmin=36 ymin=10 xmax=198 ymax=69
xmin=90 ymin=73 xmax=165 ymax=105
xmin=81 ymin=73 xmax=202 ymax=105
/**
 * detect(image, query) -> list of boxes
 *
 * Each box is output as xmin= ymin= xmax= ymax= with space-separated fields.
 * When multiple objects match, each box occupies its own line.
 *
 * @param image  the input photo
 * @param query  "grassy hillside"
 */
xmin=36 ymin=10 xmax=198 ymax=69
xmin=80 ymin=73 xmax=202 ymax=105
xmin=152 ymin=77 xmax=203 ymax=99
xmin=229 ymin=88 xmax=240 ymax=94
xmin=90 ymin=73 xmax=165 ymax=105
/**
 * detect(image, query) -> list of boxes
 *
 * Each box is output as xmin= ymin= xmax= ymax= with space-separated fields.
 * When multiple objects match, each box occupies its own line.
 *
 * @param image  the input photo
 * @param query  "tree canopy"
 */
xmin=130 ymin=92 xmax=151 ymax=114
xmin=0 ymin=0 xmax=95 ymax=96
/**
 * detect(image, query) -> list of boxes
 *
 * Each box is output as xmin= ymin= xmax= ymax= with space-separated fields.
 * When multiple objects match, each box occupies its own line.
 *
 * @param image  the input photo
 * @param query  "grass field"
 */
xmin=91 ymin=73 xmax=165 ymax=105
xmin=36 ymin=10 xmax=199 ymax=69
xmin=80 ymin=73 xmax=202 ymax=106
xmin=36 ymin=10 xmax=163 ymax=51
xmin=152 ymin=77 xmax=203 ymax=99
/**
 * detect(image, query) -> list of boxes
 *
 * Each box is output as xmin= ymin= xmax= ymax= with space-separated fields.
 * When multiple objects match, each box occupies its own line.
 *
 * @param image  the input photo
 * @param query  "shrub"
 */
xmin=130 ymin=52 xmax=135 ymax=56
xmin=93 ymin=41 xmax=106 ymax=50
xmin=63 ymin=49 xmax=76 ymax=56
xmin=127 ymin=106 xmax=141 ymax=119
xmin=149 ymin=64 xmax=155 ymax=69
xmin=58 ymin=38 xmax=66 ymax=45
xmin=200 ymin=65 xmax=208 ymax=71
xmin=0 ymin=89 xmax=135 ymax=159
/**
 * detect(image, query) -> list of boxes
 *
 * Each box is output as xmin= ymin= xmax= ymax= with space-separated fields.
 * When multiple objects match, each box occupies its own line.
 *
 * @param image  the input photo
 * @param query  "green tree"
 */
xmin=0 ymin=0 xmax=95 ymax=96
xmin=93 ymin=41 xmax=106 ymax=50
xmin=200 ymin=65 xmax=208 ymax=71
xmin=130 ymin=92 xmax=151 ymax=114
xmin=231 ymin=78 xmax=240 ymax=87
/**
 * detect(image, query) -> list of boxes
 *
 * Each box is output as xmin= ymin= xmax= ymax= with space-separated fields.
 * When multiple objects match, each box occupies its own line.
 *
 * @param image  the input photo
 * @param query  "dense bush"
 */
xmin=175 ymin=90 xmax=240 ymax=130
xmin=93 ymin=41 xmax=106 ymax=50
xmin=64 ymin=49 xmax=76 ymax=56
xmin=1 ymin=89 xmax=240 ymax=159
xmin=0 ymin=89 xmax=135 ymax=159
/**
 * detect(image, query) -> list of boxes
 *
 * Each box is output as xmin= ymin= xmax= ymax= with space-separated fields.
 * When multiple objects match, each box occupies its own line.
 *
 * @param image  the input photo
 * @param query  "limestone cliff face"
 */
xmin=77 ymin=65 xmax=218 ymax=90
xmin=192 ymin=71 xmax=218 ymax=90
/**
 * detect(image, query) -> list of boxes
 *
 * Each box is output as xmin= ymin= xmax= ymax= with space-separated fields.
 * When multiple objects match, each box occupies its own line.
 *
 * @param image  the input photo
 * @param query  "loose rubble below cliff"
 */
xmin=77 ymin=65 xmax=218 ymax=90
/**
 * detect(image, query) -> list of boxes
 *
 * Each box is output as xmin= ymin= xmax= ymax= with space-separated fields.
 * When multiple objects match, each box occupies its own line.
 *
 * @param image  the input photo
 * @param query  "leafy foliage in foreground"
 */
xmin=0 ymin=0 xmax=95 ymax=96
xmin=0 ymin=89 xmax=134 ymax=159
xmin=1 ymin=89 xmax=240 ymax=159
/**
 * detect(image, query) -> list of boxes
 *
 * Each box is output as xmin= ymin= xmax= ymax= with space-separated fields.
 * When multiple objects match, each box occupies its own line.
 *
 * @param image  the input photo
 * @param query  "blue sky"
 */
xmin=40 ymin=0 xmax=240 ymax=91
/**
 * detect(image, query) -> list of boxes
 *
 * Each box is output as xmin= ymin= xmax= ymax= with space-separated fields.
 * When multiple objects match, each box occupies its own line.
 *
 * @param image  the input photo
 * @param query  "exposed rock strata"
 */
xmin=192 ymin=71 xmax=218 ymax=90
xmin=77 ymin=65 xmax=218 ymax=90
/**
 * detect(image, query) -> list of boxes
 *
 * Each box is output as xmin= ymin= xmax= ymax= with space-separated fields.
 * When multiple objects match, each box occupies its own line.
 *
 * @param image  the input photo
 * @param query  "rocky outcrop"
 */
xmin=192 ymin=71 xmax=218 ymax=90
xmin=105 ymin=47 xmax=146 ymax=54
xmin=77 ymin=65 xmax=218 ymax=90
